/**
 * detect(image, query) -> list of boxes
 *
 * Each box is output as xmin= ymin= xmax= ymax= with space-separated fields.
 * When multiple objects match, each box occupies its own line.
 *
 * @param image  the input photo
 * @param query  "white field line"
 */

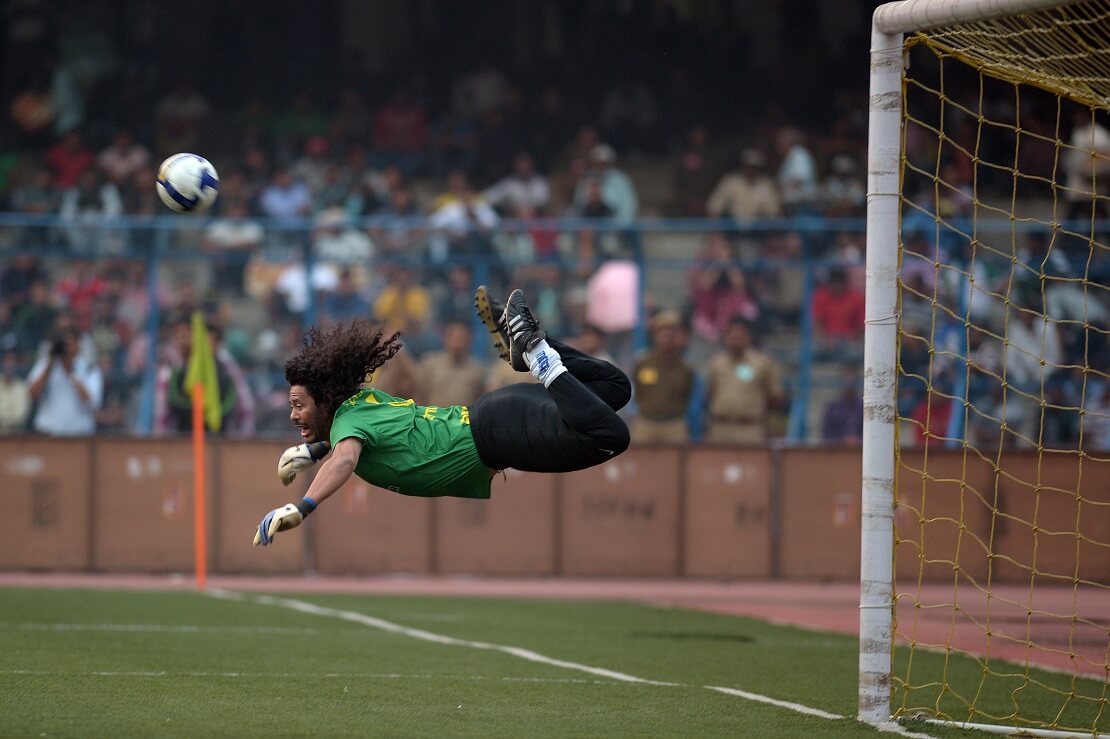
xmin=0 ymin=669 xmax=621 ymax=685
xmin=5 ymin=623 xmax=324 ymax=635
xmin=211 ymin=590 xmax=941 ymax=738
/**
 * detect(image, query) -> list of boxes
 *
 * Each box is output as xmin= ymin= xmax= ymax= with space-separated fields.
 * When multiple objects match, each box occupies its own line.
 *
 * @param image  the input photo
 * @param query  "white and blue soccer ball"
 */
xmin=156 ymin=153 xmax=219 ymax=214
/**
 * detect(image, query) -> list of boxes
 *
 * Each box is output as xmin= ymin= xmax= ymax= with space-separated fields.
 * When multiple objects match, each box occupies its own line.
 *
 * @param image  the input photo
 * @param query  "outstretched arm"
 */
xmin=254 ymin=438 xmax=362 ymax=546
xmin=300 ymin=437 xmax=361 ymax=507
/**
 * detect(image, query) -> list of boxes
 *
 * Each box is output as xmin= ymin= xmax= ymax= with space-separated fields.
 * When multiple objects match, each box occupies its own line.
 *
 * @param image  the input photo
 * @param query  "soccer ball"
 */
xmin=156 ymin=153 xmax=220 ymax=214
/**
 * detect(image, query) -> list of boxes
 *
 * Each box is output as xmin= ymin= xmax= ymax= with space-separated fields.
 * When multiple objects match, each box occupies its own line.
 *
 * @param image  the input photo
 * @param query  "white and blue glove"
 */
xmin=277 ymin=441 xmax=330 ymax=486
xmin=253 ymin=497 xmax=317 ymax=546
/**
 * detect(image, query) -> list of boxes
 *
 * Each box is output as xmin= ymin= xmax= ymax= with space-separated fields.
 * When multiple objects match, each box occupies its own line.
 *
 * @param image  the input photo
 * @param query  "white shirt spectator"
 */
xmin=0 ymin=375 xmax=31 ymax=432
xmin=1005 ymin=315 xmax=1062 ymax=387
xmin=428 ymin=199 xmax=500 ymax=234
xmin=484 ymin=173 xmax=550 ymax=213
xmin=274 ymin=263 xmax=340 ymax=315
xmin=1064 ymin=120 xmax=1110 ymax=197
xmin=777 ymin=144 xmax=819 ymax=210
xmin=97 ymin=141 xmax=150 ymax=184
xmin=205 ymin=216 xmax=264 ymax=251
xmin=315 ymin=229 xmax=373 ymax=264
xmin=28 ymin=356 xmax=102 ymax=435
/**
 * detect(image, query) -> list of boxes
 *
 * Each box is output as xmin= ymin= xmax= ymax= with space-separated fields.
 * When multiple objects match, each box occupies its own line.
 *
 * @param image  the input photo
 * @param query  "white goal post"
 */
xmin=861 ymin=0 xmax=1107 ymax=735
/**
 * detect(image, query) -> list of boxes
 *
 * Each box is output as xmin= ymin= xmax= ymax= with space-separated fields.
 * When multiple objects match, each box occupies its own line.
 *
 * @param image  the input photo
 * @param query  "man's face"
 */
xmin=724 ymin=324 xmax=750 ymax=354
xmin=444 ymin=324 xmax=471 ymax=357
xmin=289 ymin=385 xmax=327 ymax=443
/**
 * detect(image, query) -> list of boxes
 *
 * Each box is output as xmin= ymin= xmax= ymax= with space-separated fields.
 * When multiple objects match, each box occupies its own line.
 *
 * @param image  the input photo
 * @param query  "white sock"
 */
xmin=523 ymin=339 xmax=567 ymax=388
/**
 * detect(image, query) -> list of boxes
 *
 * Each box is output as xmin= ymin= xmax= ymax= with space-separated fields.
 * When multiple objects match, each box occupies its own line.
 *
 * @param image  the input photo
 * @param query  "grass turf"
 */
xmin=0 ymin=587 xmax=1101 ymax=737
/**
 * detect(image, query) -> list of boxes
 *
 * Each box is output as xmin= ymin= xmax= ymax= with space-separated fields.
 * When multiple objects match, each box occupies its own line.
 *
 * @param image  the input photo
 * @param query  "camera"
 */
xmin=49 ymin=337 xmax=66 ymax=358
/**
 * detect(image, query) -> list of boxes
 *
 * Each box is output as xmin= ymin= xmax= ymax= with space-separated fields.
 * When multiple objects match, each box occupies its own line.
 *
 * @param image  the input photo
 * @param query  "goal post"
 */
xmin=862 ymin=0 xmax=1110 ymax=735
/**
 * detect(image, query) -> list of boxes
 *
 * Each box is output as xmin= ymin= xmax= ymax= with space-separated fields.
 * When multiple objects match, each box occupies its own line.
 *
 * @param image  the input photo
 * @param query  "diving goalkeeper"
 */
xmin=254 ymin=287 xmax=631 ymax=545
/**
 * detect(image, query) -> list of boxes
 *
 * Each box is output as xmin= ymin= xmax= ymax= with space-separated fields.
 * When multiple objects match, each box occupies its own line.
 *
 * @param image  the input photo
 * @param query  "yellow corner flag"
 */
xmin=185 ymin=311 xmax=222 ymax=432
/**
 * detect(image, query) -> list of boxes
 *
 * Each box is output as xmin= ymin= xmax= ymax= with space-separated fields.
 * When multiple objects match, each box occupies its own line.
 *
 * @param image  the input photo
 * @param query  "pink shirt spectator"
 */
xmin=586 ymin=260 xmax=640 ymax=333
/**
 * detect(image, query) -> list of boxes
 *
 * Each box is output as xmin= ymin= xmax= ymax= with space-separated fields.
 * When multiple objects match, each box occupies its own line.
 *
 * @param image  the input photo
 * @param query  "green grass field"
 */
xmin=1 ymin=586 xmax=1101 ymax=737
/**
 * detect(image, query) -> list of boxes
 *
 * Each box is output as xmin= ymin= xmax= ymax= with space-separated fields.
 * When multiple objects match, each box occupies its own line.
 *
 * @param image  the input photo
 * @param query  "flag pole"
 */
xmin=192 ymin=382 xmax=208 ymax=591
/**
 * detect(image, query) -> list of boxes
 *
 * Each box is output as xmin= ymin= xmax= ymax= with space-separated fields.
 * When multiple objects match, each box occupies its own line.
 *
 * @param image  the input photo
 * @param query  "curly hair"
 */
xmin=284 ymin=320 xmax=403 ymax=422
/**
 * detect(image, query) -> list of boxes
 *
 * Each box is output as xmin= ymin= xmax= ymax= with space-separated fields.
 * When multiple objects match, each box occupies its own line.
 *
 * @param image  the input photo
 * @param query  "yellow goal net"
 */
xmin=862 ymin=1 xmax=1110 ymax=736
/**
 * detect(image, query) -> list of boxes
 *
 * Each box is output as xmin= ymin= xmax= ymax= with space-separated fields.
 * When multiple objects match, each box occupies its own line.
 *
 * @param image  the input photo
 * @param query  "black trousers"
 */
xmin=469 ymin=339 xmax=631 ymax=473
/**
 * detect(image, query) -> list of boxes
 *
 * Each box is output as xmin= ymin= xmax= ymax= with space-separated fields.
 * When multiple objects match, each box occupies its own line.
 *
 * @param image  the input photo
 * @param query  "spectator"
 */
xmin=370 ymin=187 xmax=425 ymax=257
xmin=437 ymin=264 xmax=476 ymax=324
xmin=0 ymin=351 xmax=31 ymax=432
xmin=203 ymin=199 xmax=264 ymax=296
xmin=28 ymin=325 xmax=102 ymax=436
xmin=705 ymin=317 xmax=785 ymax=444
xmin=56 ymin=259 xmax=107 ymax=331
xmin=9 ymin=167 xmax=58 ymax=215
xmin=312 ymin=207 xmax=372 ymax=267
xmin=821 ymin=369 xmax=864 ymax=444
xmin=258 ymin=169 xmax=312 ymax=219
xmin=314 ymin=163 xmax=350 ymax=213
xmin=1063 ymin=109 xmax=1110 ymax=221
xmin=687 ymin=234 xmax=759 ymax=360
xmin=290 ymin=135 xmax=332 ymax=196
xmin=631 ymin=310 xmax=694 ymax=444
xmin=155 ymin=79 xmax=209 ymax=155
xmin=572 ymin=144 xmax=638 ymax=222
xmin=44 ymin=129 xmax=93 ymax=189
xmin=211 ymin=322 xmax=256 ymax=437
xmin=428 ymin=170 xmax=499 ymax=263
xmin=59 ymin=169 xmax=123 ymax=249
xmin=273 ymin=258 xmax=339 ymax=321
xmin=706 ymin=148 xmax=782 ymax=219
xmin=775 ymin=127 xmax=819 ymax=215
xmin=372 ymin=87 xmax=428 ymax=174
xmin=811 ymin=266 xmax=865 ymax=358
xmin=568 ymin=323 xmax=616 ymax=366
xmin=12 ymin=279 xmax=57 ymax=352
xmin=97 ymin=129 xmax=150 ymax=187
xmin=373 ymin=266 xmax=431 ymax=340
xmin=821 ymin=153 xmax=865 ymax=216
xmin=0 ymin=254 xmax=47 ymax=306
xmin=163 ymin=317 xmax=237 ymax=434
xmin=320 ymin=268 xmax=370 ymax=325
xmin=673 ymin=125 xmax=719 ymax=217
xmin=553 ymin=125 xmax=600 ymax=210
xmin=418 ymin=319 xmax=486 ymax=407
xmin=483 ymin=153 xmax=550 ymax=215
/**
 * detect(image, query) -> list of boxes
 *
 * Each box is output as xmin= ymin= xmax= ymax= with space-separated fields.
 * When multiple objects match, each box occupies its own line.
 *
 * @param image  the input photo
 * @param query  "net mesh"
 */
xmin=893 ymin=1 xmax=1110 ymax=734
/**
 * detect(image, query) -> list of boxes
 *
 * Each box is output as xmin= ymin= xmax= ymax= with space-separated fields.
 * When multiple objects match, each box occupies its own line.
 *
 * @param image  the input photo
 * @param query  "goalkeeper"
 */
xmin=254 ymin=287 xmax=631 ymax=545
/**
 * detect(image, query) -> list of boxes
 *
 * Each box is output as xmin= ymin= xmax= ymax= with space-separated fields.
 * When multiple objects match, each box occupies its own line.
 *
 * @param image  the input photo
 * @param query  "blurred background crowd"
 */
xmin=0 ymin=0 xmax=1106 ymax=449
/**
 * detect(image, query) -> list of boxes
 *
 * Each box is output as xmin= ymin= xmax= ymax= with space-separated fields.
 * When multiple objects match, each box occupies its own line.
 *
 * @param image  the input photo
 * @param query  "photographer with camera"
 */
xmin=27 ymin=326 xmax=103 ymax=436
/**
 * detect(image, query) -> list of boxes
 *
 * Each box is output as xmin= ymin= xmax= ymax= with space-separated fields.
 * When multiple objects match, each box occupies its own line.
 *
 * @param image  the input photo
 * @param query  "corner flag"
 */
xmin=184 ymin=311 xmax=221 ymax=432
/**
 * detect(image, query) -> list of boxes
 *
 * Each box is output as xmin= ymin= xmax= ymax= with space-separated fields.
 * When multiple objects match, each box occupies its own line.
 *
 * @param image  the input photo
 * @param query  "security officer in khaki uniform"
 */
xmin=418 ymin=319 xmax=487 ymax=407
xmin=631 ymin=310 xmax=694 ymax=443
xmin=706 ymin=316 xmax=784 ymax=444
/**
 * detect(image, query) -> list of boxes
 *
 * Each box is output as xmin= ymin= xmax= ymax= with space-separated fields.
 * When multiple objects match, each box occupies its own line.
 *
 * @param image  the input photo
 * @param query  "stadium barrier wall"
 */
xmin=1 ymin=438 xmax=1103 ymax=581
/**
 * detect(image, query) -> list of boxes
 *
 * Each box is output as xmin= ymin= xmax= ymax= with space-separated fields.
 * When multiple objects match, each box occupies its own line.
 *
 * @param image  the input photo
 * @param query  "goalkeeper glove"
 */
xmin=277 ymin=441 xmax=330 ymax=485
xmin=253 ymin=497 xmax=317 ymax=546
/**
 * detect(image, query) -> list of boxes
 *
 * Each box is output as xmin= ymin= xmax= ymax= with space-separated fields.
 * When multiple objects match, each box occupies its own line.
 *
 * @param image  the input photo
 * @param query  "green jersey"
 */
xmin=328 ymin=387 xmax=491 ymax=499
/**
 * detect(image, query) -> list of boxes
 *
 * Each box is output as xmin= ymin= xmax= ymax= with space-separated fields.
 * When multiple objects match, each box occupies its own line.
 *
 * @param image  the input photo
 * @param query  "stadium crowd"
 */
xmin=0 ymin=0 xmax=1106 ymax=449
